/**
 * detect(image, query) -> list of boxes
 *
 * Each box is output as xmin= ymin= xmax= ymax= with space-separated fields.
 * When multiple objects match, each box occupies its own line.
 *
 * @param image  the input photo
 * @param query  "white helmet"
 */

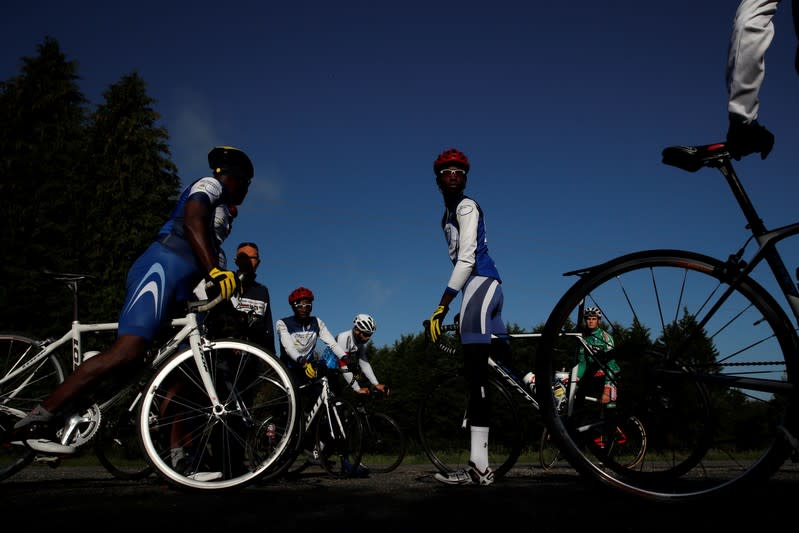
xmin=353 ymin=313 xmax=376 ymax=334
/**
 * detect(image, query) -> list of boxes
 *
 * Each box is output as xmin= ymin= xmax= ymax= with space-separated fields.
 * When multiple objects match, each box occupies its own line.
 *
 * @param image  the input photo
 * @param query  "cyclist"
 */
xmin=576 ymin=306 xmax=619 ymax=406
xmin=329 ymin=314 xmax=387 ymax=395
xmin=205 ymin=242 xmax=275 ymax=353
xmin=725 ymin=0 xmax=798 ymax=160
xmin=276 ymin=287 xmax=349 ymax=392
xmin=276 ymin=287 xmax=366 ymax=474
xmin=425 ymin=147 xmax=511 ymax=486
xmin=12 ymin=146 xmax=253 ymax=455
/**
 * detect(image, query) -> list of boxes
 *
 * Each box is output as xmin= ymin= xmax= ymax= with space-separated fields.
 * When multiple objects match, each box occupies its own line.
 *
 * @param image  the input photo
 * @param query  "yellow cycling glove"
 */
xmin=207 ymin=267 xmax=239 ymax=300
xmin=303 ymin=361 xmax=317 ymax=379
xmin=428 ymin=305 xmax=448 ymax=343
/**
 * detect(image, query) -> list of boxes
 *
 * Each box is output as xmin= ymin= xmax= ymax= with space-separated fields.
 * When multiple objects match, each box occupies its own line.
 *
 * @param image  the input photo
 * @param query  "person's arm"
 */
xmin=428 ymin=199 xmax=479 ymax=340
xmin=184 ymin=197 xmax=219 ymax=273
xmin=276 ymin=320 xmax=303 ymax=363
xmin=358 ymin=357 xmax=380 ymax=387
xmin=444 ymin=199 xmax=479 ymax=301
xmin=335 ymin=331 xmax=362 ymax=391
xmin=318 ymin=319 xmax=347 ymax=357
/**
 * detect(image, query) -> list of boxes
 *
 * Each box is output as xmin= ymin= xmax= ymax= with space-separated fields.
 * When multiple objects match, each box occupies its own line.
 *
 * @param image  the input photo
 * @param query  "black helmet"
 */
xmin=208 ymin=146 xmax=254 ymax=181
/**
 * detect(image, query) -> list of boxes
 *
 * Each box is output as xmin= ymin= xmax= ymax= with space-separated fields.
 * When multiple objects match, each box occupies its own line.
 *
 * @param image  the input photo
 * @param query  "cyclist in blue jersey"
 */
xmin=276 ymin=286 xmax=349 ymax=389
xmin=725 ymin=0 xmax=798 ymax=159
xmin=425 ymin=148 xmax=511 ymax=486
xmin=12 ymin=146 xmax=253 ymax=455
xmin=276 ymin=287 xmax=368 ymax=474
xmin=332 ymin=314 xmax=387 ymax=395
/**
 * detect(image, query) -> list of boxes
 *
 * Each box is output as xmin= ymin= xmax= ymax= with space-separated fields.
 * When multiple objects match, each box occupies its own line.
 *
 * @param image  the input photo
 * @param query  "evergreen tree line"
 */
xmin=0 ymin=38 xmax=764 ymax=454
xmin=0 ymin=37 xmax=180 ymax=339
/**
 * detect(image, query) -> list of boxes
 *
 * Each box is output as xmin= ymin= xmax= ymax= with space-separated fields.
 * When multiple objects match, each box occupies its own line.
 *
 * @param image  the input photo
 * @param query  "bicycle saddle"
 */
xmin=661 ymin=143 xmax=730 ymax=172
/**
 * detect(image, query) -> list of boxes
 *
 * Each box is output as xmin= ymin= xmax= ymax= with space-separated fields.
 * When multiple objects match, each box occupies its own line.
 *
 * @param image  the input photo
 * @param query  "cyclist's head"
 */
xmin=584 ymin=306 xmax=602 ymax=327
xmin=235 ymin=242 xmax=260 ymax=275
xmin=352 ymin=313 xmax=376 ymax=340
xmin=433 ymin=148 xmax=469 ymax=194
xmin=208 ymin=146 xmax=253 ymax=204
xmin=288 ymin=286 xmax=314 ymax=315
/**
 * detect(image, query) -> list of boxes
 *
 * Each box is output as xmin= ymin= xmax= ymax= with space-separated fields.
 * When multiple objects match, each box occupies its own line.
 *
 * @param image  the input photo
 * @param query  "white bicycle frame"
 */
xmin=1 ymin=299 xmax=225 ymax=423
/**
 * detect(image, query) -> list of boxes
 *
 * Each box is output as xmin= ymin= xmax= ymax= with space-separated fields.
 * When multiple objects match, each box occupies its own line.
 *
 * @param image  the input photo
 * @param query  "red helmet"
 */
xmin=288 ymin=286 xmax=314 ymax=304
xmin=433 ymin=148 xmax=470 ymax=175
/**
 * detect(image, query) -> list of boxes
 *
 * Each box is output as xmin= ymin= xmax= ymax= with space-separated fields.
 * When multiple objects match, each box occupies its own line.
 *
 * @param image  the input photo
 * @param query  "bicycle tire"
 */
xmin=360 ymin=412 xmax=406 ymax=473
xmin=417 ymin=373 xmax=522 ymax=478
xmin=539 ymin=428 xmax=562 ymax=470
xmin=137 ymin=339 xmax=299 ymax=492
xmin=316 ymin=397 xmax=364 ymax=479
xmin=93 ymin=383 xmax=153 ymax=480
xmin=539 ymin=414 xmax=646 ymax=472
xmin=0 ymin=333 xmax=66 ymax=481
xmin=257 ymin=424 xmax=311 ymax=482
xmin=536 ymin=249 xmax=797 ymax=502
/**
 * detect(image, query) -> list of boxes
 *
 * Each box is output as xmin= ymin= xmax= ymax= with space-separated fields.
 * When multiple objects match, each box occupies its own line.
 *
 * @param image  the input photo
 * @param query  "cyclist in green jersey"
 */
xmin=576 ymin=306 xmax=619 ymax=405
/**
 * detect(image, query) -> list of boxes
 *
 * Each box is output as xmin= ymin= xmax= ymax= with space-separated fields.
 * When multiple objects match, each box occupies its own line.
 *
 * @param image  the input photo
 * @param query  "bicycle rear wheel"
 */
xmin=0 ymin=334 xmax=66 ymax=481
xmin=536 ymin=249 xmax=798 ymax=502
xmin=94 ymin=383 xmax=152 ymax=480
xmin=360 ymin=412 xmax=406 ymax=473
xmin=417 ymin=374 xmax=522 ymax=478
xmin=137 ymin=339 xmax=298 ymax=492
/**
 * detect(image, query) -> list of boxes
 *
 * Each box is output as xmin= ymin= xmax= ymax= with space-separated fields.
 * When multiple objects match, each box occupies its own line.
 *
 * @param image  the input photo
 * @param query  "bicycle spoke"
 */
xmin=537 ymin=251 xmax=795 ymax=501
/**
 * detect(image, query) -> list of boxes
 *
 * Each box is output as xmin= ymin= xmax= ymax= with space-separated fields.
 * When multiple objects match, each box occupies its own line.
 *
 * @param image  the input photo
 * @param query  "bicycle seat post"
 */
xmin=67 ymin=279 xmax=79 ymax=322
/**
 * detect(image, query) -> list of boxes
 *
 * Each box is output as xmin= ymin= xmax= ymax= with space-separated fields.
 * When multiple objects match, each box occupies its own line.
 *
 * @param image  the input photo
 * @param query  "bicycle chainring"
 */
xmin=57 ymin=404 xmax=102 ymax=447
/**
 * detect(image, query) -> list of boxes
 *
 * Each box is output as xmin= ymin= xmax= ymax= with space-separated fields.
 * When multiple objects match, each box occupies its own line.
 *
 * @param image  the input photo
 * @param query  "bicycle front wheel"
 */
xmin=360 ymin=412 xmax=407 ymax=473
xmin=417 ymin=374 xmax=522 ymax=478
xmin=536 ymin=249 xmax=798 ymax=502
xmin=316 ymin=397 xmax=364 ymax=479
xmin=137 ymin=339 xmax=298 ymax=492
xmin=0 ymin=333 xmax=66 ymax=481
xmin=539 ymin=428 xmax=562 ymax=471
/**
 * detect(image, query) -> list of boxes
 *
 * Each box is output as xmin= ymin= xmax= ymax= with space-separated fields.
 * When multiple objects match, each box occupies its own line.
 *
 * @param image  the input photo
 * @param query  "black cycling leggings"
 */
xmin=463 ymin=343 xmax=491 ymax=427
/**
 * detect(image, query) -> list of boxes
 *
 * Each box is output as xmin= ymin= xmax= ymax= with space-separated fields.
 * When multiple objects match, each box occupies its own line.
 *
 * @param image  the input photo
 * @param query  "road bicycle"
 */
xmin=417 ymin=321 xmax=646 ymax=478
xmin=536 ymin=141 xmax=799 ymax=502
xmin=0 ymin=270 xmax=153 ymax=480
xmin=258 ymin=363 xmax=364 ymax=481
xmin=0 ymin=270 xmax=299 ymax=492
xmin=352 ymin=386 xmax=407 ymax=474
xmin=538 ymin=370 xmax=646 ymax=471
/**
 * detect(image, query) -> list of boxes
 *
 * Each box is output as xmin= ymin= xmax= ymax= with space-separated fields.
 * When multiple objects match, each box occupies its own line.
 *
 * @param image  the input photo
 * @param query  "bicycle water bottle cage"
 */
xmin=661 ymin=143 xmax=729 ymax=172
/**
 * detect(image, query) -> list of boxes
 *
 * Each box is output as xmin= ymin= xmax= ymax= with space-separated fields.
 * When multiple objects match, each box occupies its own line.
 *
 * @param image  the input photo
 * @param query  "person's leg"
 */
xmin=463 ymin=343 xmax=490 ymax=472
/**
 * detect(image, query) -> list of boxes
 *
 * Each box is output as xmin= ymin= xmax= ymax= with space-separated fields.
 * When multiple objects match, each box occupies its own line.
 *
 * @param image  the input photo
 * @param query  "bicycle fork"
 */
xmin=187 ymin=329 xmax=226 ymax=419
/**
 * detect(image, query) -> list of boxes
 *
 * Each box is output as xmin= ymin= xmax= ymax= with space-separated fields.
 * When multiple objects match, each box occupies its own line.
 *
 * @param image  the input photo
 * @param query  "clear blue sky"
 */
xmin=4 ymin=1 xmax=799 ymax=348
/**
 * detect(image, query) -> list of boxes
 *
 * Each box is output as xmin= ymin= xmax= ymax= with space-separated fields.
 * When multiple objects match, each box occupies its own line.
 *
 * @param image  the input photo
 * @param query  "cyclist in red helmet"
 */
xmin=276 ymin=287 xmax=348 ymax=385
xmin=275 ymin=287 xmax=353 ymax=469
xmin=426 ymin=148 xmax=511 ymax=486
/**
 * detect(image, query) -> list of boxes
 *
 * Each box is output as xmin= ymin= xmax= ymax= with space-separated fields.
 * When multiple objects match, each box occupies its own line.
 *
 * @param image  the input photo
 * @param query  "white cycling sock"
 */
xmin=170 ymin=447 xmax=186 ymax=468
xmin=470 ymin=426 xmax=490 ymax=472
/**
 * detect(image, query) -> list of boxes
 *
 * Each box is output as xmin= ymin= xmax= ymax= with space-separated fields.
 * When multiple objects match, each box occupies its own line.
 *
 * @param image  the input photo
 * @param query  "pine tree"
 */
xmin=0 ymin=36 xmax=88 ymax=336
xmin=81 ymin=71 xmax=180 ymax=322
